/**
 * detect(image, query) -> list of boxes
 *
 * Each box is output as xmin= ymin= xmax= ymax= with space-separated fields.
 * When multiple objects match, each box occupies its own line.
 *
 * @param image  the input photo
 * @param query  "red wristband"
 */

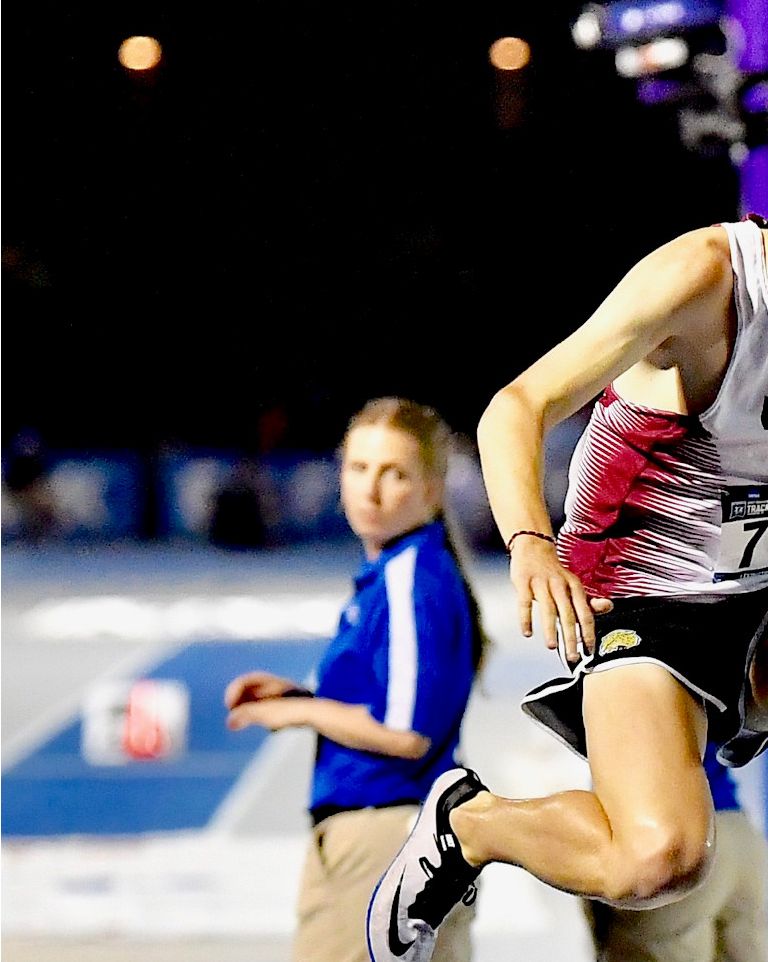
xmin=505 ymin=530 xmax=556 ymax=553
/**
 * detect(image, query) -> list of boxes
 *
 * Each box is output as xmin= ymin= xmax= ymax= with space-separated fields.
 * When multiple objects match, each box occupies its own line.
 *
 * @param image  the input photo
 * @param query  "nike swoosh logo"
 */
xmin=388 ymin=869 xmax=416 ymax=957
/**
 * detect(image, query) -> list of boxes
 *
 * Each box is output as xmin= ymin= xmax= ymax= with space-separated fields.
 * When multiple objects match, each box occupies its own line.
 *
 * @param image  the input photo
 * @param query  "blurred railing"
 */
xmin=2 ymin=413 xmax=589 ymax=551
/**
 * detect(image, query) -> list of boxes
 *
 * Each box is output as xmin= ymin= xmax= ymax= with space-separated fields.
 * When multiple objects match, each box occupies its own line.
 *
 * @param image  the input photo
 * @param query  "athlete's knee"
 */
xmin=606 ymin=824 xmax=714 ymax=906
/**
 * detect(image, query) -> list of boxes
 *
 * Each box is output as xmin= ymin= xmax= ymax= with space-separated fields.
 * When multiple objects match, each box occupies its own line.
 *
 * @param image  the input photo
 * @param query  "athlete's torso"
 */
xmin=559 ymin=219 xmax=768 ymax=597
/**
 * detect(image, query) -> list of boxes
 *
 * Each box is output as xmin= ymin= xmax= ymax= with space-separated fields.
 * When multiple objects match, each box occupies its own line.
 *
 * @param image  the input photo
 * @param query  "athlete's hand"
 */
xmin=509 ymin=538 xmax=612 ymax=662
xmin=224 ymin=671 xmax=301 ymax=709
xmin=227 ymin=695 xmax=311 ymax=732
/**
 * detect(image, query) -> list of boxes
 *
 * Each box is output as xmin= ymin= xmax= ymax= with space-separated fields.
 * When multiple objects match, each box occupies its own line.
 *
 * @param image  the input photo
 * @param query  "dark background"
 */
xmin=4 ymin=1 xmax=739 ymax=453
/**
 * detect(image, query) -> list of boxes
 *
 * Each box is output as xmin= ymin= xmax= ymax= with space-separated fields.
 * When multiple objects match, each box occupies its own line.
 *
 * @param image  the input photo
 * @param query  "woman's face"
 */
xmin=341 ymin=424 xmax=441 ymax=558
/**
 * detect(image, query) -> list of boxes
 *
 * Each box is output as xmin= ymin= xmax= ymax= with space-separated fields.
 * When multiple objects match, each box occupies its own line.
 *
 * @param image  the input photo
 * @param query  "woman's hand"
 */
xmin=509 ymin=538 xmax=612 ymax=662
xmin=227 ymin=695 xmax=311 ymax=732
xmin=224 ymin=671 xmax=302 ymax=710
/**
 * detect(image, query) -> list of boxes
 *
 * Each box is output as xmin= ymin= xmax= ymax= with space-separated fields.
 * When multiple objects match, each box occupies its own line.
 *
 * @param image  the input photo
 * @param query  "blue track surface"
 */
xmin=2 ymin=640 xmax=326 ymax=837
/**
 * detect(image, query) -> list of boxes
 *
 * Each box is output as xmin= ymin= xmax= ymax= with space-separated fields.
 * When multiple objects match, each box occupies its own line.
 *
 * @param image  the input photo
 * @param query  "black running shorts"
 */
xmin=521 ymin=587 xmax=768 ymax=767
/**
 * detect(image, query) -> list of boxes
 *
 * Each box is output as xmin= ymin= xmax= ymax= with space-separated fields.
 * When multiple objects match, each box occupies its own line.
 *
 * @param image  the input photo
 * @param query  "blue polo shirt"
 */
xmin=309 ymin=521 xmax=476 ymax=819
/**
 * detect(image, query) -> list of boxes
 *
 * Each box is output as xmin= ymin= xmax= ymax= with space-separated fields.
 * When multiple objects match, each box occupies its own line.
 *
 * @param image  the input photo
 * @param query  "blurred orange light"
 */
xmin=118 ymin=36 xmax=162 ymax=71
xmin=489 ymin=37 xmax=531 ymax=71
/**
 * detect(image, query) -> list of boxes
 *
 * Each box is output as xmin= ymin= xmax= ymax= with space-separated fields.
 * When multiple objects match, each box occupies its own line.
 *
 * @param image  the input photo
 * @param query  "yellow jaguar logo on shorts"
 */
xmin=599 ymin=629 xmax=641 ymax=656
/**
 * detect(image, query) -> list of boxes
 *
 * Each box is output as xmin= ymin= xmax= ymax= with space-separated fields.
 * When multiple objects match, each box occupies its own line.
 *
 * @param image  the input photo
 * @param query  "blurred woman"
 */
xmin=224 ymin=397 xmax=488 ymax=962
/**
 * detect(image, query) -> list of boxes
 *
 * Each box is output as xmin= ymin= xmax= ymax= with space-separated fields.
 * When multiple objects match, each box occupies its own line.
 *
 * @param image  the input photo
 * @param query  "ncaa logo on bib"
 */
xmin=599 ymin=629 xmax=641 ymax=656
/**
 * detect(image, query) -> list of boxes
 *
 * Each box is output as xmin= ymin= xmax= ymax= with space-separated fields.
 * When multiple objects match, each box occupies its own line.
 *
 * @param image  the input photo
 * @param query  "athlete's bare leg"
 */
xmin=450 ymin=664 xmax=714 ymax=907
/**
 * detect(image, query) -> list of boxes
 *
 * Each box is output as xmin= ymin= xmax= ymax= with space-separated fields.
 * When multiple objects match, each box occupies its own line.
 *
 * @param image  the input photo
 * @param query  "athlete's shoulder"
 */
xmin=654 ymin=225 xmax=731 ymax=281
xmin=623 ymin=226 xmax=732 ymax=326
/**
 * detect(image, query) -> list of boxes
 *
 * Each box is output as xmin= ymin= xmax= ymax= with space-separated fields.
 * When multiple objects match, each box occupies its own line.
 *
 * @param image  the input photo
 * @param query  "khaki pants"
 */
xmin=584 ymin=810 xmax=768 ymax=962
xmin=293 ymin=805 xmax=475 ymax=962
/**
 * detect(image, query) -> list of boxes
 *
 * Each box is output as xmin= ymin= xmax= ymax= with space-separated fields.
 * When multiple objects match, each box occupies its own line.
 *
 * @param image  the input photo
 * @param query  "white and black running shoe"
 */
xmin=366 ymin=767 xmax=487 ymax=962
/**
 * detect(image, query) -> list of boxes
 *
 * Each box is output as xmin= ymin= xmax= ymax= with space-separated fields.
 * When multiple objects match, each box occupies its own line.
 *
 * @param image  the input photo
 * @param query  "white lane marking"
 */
xmin=2 ymin=833 xmax=595 ymax=954
xmin=20 ymin=595 xmax=343 ymax=642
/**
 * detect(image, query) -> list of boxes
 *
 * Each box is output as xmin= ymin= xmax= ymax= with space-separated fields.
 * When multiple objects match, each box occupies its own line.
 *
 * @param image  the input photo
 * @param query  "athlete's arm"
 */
xmin=226 ymin=696 xmax=430 ymax=759
xmin=477 ymin=226 xmax=733 ymax=660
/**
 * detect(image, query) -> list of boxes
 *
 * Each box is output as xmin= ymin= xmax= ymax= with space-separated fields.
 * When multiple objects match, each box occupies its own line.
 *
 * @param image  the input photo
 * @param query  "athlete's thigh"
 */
xmin=583 ymin=663 xmax=711 ymax=845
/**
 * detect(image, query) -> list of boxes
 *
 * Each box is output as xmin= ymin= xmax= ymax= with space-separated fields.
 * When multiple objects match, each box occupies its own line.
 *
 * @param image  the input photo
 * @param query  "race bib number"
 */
xmin=714 ymin=485 xmax=768 ymax=582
